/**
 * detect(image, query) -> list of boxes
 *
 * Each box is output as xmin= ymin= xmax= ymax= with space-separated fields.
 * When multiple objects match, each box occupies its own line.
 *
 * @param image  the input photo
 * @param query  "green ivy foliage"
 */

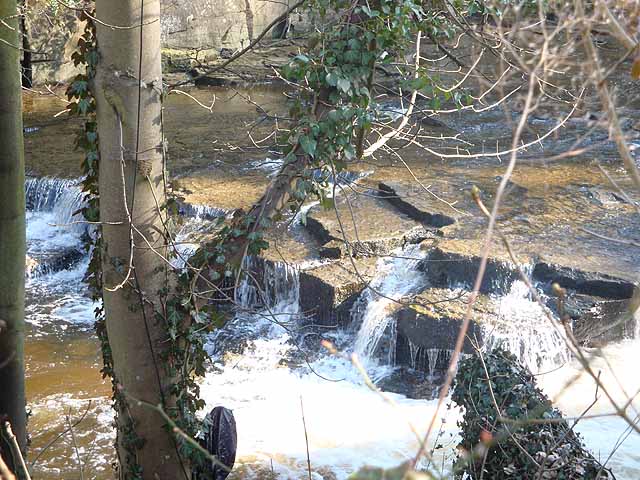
xmin=455 ymin=0 xmax=543 ymax=18
xmin=452 ymin=348 xmax=614 ymax=479
xmin=348 ymin=462 xmax=434 ymax=479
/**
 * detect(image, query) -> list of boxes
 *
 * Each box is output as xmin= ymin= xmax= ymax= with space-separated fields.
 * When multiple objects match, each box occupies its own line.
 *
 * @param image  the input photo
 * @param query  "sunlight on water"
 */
xmin=201 ymin=318 xmax=460 ymax=479
xmin=24 ymin=177 xmax=640 ymax=479
xmin=201 ymin=252 xmax=458 ymax=478
xmin=538 ymin=339 xmax=640 ymax=476
xmin=483 ymin=280 xmax=571 ymax=373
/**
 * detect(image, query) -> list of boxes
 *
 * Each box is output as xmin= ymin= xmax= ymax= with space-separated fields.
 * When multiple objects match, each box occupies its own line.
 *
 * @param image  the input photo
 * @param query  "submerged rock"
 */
xmin=26 ymin=247 xmax=84 ymax=278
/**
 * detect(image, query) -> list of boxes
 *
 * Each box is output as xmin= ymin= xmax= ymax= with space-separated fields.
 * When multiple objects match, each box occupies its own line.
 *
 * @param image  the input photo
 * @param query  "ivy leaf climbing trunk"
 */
xmin=0 ymin=0 xmax=27 ymax=468
xmin=93 ymin=1 xmax=188 ymax=478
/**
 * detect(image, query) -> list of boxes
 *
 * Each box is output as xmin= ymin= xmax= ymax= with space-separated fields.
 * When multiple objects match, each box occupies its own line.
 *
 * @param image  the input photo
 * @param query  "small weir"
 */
xmin=24 ymin=177 xmax=640 ymax=479
xmin=353 ymin=244 xmax=428 ymax=364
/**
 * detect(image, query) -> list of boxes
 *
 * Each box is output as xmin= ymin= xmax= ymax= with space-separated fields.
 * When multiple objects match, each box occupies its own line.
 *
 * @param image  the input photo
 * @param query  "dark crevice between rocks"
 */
xmin=533 ymin=262 xmax=635 ymax=299
xmin=378 ymin=181 xmax=456 ymax=228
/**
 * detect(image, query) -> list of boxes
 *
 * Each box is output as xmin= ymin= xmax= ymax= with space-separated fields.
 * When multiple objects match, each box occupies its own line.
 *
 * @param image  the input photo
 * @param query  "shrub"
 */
xmin=452 ymin=348 xmax=615 ymax=479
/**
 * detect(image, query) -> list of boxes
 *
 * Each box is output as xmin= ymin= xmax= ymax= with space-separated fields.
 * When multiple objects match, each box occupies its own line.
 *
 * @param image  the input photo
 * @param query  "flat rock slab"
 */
xmin=305 ymin=190 xmax=436 ymax=258
xmin=300 ymin=258 xmax=378 ymax=327
xmin=375 ymin=162 xmax=640 ymax=296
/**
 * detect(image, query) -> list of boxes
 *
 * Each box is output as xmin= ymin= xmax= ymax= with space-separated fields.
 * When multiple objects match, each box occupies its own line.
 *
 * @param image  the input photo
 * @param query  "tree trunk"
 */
xmin=0 ymin=0 xmax=27 ymax=466
xmin=93 ymin=1 xmax=187 ymax=478
xmin=19 ymin=0 xmax=32 ymax=88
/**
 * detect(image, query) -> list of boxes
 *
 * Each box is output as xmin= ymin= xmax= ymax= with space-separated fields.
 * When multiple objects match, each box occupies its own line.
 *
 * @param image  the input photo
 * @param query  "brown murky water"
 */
xmin=23 ymin=85 xmax=293 ymax=479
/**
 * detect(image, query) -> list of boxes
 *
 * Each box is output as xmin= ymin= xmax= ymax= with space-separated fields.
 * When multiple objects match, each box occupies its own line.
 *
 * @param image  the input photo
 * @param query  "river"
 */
xmin=21 ymin=84 xmax=640 ymax=479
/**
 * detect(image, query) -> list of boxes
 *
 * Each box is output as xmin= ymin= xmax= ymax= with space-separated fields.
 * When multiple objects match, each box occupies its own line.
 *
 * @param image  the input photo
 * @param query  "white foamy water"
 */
xmin=200 ymin=339 xmax=460 ymax=479
xmin=26 ymin=211 xmax=82 ymax=255
xmin=539 ymin=339 xmax=640 ymax=476
xmin=201 ymin=253 xmax=459 ymax=478
xmin=29 ymin=394 xmax=115 ymax=478
xmin=25 ymin=178 xmax=97 ymax=331
xmin=201 ymin=313 xmax=459 ymax=478
xmin=199 ymin=253 xmax=639 ymax=479
xmin=353 ymin=245 xmax=428 ymax=365
xmin=25 ymin=178 xmax=639 ymax=479
xmin=483 ymin=280 xmax=571 ymax=373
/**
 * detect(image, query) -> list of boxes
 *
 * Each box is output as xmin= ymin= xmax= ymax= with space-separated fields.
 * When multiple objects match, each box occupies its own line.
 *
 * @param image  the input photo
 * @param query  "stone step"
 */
xmin=304 ymin=189 xmax=437 ymax=258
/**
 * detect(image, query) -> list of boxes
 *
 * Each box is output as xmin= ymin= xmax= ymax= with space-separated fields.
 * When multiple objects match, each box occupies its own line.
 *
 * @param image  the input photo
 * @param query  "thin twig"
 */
xmin=30 ymin=401 xmax=92 ymax=467
xmin=300 ymin=397 xmax=312 ymax=480
xmin=1 ymin=423 xmax=30 ymax=480
xmin=65 ymin=409 xmax=85 ymax=480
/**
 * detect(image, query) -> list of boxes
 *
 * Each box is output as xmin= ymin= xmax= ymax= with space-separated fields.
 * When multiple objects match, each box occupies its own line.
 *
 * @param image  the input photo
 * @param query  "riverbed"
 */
xmin=21 ymin=79 xmax=640 ymax=479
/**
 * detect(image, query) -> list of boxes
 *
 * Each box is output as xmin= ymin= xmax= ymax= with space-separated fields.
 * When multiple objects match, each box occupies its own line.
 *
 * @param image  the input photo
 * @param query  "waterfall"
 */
xmin=205 ymin=257 xmax=301 ymax=359
xmin=26 ymin=177 xmax=87 ymax=237
xmin=352 ymin=245 xmax=428 ymax=363
xmin=235 ymin=256 xmax=300 ymax=312
xmin=483 ymin=280 xmax=571 ymax=373
xmin=171 ymin=207 xmax=224 ymax=268
xmin=26 ymin=177 xmax=76 ymax=211
xmin=25 ymin=177 xmax=98 ymax=329
xmin=349 ymin=242 xmax=569 ymax=375
xmin=406 ymin=340 xmax=452 ymax=378
xmin=179 ymin=202 xmax=227 ymax=220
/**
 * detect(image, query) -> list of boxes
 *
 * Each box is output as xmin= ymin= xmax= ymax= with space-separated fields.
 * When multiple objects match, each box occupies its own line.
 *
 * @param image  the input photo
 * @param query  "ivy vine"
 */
xmin=65 ymin=7 xmax=146 ymax=478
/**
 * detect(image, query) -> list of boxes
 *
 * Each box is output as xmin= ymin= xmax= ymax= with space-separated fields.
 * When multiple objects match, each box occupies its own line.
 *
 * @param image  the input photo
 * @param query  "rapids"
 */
xmin=23 ymin=177 xmax=640 ymax=478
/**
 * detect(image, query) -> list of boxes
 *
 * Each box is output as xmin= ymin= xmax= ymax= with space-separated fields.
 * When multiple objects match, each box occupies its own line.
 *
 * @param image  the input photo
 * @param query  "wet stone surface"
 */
xmin=305 ymin=189 xmax=437 ymax=258
xmin=299 ymin=258 xmax=378 ymax=327
xmin=20 ymin=49 xmax=640 ymax=477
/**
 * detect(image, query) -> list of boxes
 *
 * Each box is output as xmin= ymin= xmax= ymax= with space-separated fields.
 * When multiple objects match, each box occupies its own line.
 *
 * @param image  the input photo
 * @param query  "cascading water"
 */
xmin=234 ymin=256 xmax=300 ymax=311
xmin=26 ymin=176 xmax=77 ymax=211
xmin=24 ymin=177 xmax=96 ymax=329
xmin=352 ymin=244 xmax=428 ymax=366
xmin=483 ymin=280 xmax=571 ymax=373
xmin=199 ymin=247 xmax=460 ymax=478
xmin=172 ymin=203 xmax=228 ymax=268
xmin=26 ymin=177 xmax=88 ymax=257
xmin=179 ymin=202 xmax=228 ymax=220
xmin=24 ymin=177 xmax=114 ymax=479
xmin=24 ymin=177 xmax=640 ymax=479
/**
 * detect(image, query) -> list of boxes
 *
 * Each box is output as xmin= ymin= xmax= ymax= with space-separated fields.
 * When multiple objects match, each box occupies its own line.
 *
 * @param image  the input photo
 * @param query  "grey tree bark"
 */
xmin=0 ymin=0 xmax=27 ymax=467
xmin=93 ymin=1 xmax=188 ymax=478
